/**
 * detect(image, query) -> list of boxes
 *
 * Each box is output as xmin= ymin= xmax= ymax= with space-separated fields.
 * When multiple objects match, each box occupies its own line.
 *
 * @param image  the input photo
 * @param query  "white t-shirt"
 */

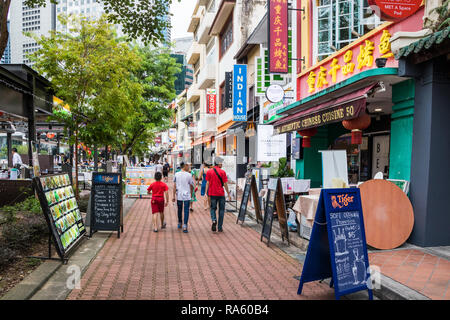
xmin=13 ymin=153 xmax=23 ymax=167
xmin=173 ymin=171 xmax=194 ymax=201
xmin=156 ymin=164 xmax=163 ymax=173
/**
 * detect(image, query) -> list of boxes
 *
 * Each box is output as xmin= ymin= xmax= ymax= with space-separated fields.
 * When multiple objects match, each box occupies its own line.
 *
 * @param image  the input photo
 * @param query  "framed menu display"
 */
xmin=33 ymin=174 xmax=86 ymax=262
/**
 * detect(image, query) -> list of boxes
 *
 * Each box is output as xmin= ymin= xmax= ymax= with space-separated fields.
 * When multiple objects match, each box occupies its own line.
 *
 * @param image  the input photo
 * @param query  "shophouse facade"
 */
xmin=273 ymin=0 xmax=449 ymax=246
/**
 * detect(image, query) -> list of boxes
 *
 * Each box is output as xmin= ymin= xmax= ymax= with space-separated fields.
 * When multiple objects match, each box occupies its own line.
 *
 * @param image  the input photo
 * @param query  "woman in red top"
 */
xmin=147 ymin=172 xmax=169 ymax=232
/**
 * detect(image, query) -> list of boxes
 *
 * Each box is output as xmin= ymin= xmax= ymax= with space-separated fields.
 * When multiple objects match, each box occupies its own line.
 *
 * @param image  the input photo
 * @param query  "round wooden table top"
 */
xmin=359 ymin=179 xmax=414 ymax=250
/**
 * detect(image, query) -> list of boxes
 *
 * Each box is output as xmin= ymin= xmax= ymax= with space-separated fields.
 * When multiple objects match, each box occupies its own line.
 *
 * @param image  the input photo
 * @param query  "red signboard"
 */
xmin=269 ymin=0 xmax=288 ymax=74
xmin=206 ymin=89 xmax=216 ymax=114
xmin=368 ymin=0 xmax=422 ymax=21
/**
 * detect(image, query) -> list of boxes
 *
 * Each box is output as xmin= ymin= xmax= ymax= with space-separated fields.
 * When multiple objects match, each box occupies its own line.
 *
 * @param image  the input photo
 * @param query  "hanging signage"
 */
xmin=268 ymin=0 xmax=288 ymax=74
xmin=257 ymin=125 xmax=286 ymax=162
xmin=233 ymin=64 xmax=247 ymax=122
xmin=225 ymin=72 xmax=233 ymax=109
xmin=297 ymin=12 xmax=423 ymax=101
xmin=90 ymin=173 xmax=123 ymax=238
xmin=206 ymin=89 xmax=217 ymax=114
xmin=266 ymin=84 xmax=285 ymax=103
xmin=368 ymin=0 xmax=422 ymax=21
xmin=297 ymin=188 xmax=373 ymax=300
xmin=169 ymin=128 xmax=177 ymax=143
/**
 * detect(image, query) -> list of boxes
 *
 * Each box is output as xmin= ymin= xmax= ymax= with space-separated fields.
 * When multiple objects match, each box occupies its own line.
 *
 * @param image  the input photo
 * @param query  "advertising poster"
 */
xmin=257 ymin=125 xmax=287 ymax=162
xmin=221 ymin=156 xmax=237 ymax=201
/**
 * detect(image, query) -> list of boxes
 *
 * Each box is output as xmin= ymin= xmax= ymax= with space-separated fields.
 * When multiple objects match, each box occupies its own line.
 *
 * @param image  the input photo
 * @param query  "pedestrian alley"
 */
xmin=67 ymin=194 xmax=336 ymax=300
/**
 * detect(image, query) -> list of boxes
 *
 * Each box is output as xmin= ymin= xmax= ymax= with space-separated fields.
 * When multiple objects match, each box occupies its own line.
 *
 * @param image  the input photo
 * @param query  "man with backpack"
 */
xmin=205 ymin=157 xmax=231 ymax=233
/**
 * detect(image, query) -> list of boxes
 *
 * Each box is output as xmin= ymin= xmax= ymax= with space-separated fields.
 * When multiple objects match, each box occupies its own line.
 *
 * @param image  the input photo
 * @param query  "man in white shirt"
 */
xmin=12 ymin=148 xmax=23 ymax=169
xmin=172 ymin=162 xmax=195 ymax=233
xmin=155 ymin=161 xmax=163 ymax=174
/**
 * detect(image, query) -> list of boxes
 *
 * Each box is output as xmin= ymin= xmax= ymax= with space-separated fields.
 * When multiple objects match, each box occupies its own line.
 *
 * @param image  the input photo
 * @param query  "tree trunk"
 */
xmin=0 ymin=0 xmax=11 ymax=60
xmin=74 ymin=129 xmax=79 ymax=199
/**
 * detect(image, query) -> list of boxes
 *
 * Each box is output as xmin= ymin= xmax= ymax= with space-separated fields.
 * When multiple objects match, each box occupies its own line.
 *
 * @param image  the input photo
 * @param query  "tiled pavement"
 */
xmin=67 ymin=195 xmax=337 ymax=300
xmin=368 ymin=249 xmax=450 ymax=300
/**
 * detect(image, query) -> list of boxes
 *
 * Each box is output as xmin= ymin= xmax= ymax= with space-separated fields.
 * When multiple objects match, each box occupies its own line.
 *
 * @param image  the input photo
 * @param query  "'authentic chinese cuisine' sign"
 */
xmin=368 ymin=0 xmax=423 ymax=21
xmin=297 ymin=10 xmax=423 ymax=100
xmin=269 ymin=0 xmax=288 ymax=74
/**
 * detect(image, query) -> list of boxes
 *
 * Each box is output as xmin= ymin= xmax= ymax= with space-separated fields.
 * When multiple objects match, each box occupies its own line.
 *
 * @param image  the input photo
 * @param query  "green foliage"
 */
xmin=23 ymin=0 xmax=179 ymax=46
xmin=426 ymin=0 xmax=450 ymax=31
xmin=274 ymin=157 xmax=294 ymax=178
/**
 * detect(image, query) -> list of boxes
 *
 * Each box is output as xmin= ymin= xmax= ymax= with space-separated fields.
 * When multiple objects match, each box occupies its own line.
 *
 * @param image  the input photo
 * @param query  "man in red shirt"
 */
xmin=205 ymin=157 xmax=230 ymax=232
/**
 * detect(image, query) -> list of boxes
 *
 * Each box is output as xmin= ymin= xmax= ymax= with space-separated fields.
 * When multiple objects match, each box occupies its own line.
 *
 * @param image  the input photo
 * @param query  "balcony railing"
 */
xmin=197 ymin=64 xmax=216 ymax=89
xmin=198 ymin=11 xmax=215 ymax=44
xmin=186 ymin=42 xmax=202 ymax=65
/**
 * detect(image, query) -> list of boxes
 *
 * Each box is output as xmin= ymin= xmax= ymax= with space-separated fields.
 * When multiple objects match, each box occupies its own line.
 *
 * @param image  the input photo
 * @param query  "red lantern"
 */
xmin=46 ymin=132 xmax=55 ymax=139
xmin=342 ymin=112 xmax=371 ymax=145
xmin=298 ymin=128 xmax=318 ymax=148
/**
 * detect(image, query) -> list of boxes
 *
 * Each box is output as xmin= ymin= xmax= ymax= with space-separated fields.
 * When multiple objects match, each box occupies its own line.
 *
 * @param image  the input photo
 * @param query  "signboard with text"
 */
xmin=206 ymin=89 xmax=217 ymax=114
xmin=225 ymin=72 xmax=233 ymax=109
xmin=297 ymin=11 xmax=423 ymax=101
xmin=297 ymin=188 xmax=373 ymax=300
xmin=233 ymin=64 xmax=247 ymax=121
xmin=368 ymin=0 xmax=422 ymax=21
xmin=268 ymin=0 xmax=288 ymax=74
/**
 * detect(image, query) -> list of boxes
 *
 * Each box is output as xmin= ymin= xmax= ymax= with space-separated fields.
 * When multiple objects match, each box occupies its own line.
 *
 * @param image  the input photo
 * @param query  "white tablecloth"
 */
xmin=292 ymin=194 xmax=320 ymax=225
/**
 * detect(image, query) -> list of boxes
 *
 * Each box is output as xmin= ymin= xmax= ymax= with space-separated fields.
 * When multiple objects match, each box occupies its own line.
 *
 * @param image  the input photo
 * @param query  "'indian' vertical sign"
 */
xmin=233 ymin=64 xmax=247 ymax=121
xmin=269 ymin=0 xmax=288 ymax=74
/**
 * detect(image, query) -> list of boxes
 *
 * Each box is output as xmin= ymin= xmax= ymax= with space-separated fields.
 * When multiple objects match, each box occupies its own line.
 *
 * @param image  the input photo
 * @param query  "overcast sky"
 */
xmin=170 ymin=0 xmax=197 ymax=39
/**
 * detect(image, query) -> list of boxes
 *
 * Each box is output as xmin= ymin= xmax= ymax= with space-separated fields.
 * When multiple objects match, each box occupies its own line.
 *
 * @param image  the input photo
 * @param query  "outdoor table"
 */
xmin=292 ymin=192 xmax=321 ymax=226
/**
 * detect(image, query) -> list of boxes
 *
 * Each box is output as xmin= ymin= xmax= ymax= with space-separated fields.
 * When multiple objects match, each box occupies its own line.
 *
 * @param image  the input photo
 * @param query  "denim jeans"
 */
xmin=210 ymin=196 xmax=225 ymax=230
xmin=177 ymin=200 xmax=190 ymax=226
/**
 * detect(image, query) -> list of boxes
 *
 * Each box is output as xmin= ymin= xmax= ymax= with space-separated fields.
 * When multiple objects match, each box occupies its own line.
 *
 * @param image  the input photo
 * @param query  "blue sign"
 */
xmin=93 ymin=173 xmax=120 ymax=185
xmin=297 ymin=188 xmax=373 ymax=300
xmin=233 ymin=64 xmax=247 ymax=121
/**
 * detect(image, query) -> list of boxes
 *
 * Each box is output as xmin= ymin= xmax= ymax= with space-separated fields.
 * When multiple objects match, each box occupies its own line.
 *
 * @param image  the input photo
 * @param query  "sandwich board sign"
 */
xmin=297 ymin=188 xmax=373 ymax=300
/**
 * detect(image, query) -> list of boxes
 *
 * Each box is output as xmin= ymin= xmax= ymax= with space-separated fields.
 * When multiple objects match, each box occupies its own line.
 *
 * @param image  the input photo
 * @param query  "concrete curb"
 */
xmin=1 ymin=260 xmax=62 ymax=300
xmin=0 ymin=197 xmax=136 ymax=300
xmin=227 ymin=203 xmax=430 ymax=300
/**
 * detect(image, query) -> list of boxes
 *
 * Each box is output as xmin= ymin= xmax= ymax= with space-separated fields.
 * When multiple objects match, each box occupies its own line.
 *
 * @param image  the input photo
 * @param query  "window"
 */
xmin=314 ymin=0 xmax=382 ymax=62
xmin=219 ymin=14 xmax=233 ymax=58
xmin=207 ymin=0 xmax=216 ymax=13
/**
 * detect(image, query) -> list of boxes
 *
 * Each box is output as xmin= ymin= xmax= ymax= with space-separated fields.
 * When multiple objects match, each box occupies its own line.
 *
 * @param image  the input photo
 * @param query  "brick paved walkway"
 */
xmin=67 ymin=193 xmax=336 ymax=300
xmin=369 ymin=249 xmax=450 ymax=300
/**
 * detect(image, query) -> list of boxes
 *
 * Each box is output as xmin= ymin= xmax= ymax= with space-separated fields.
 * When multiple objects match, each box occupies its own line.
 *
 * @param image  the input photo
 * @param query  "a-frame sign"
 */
xmin=297 ymin=188 xmax=373 ymax=300
xmin=237 ymin=174 xmax=262 ymax=224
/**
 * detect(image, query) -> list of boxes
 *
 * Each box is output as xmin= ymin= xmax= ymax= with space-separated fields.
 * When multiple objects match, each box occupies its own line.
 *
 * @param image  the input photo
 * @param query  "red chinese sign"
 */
xmin=368 ymin=0 xmax=422 ymax=21
xmin=269 ymin=0 xmax=288 ymax=74
xmin=206 ymin=89 xmax=216 ymax=114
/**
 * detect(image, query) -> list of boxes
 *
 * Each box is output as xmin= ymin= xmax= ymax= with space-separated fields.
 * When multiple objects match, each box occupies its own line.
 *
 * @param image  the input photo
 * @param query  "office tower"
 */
xmin=9 ymin=0 xmax=56 ymax=65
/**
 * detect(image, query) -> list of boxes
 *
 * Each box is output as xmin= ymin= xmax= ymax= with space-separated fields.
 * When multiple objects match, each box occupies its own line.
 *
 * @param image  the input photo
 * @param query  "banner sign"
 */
xmin=221 ymin=155 xmax=237 ymax=202
xmin=368 ymin=0 xmax=422 ymax=21
xmin=169 ymin=128 xmax=177 ymax=143
xmin=225 ymin=72 xmax=233 ymax=109
xmin=206 ymin=89 xmax=217 ymax=114
xmin=233 ymin=64 xmax=247 ymax=121
xmin=297 ymin=188 xmax=373 ymax=300
xmin=268 ymin=0 xmax=288 ymax=74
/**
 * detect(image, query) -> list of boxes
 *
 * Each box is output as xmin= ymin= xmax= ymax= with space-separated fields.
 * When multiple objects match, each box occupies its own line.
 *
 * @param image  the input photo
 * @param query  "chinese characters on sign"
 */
xmin=206 ymin=89 xmax=216 ymax=114
xmin=269 ymin=0 xmax=288 ymax=74
xmin=302 ymin=28 xmax=396 ymax=96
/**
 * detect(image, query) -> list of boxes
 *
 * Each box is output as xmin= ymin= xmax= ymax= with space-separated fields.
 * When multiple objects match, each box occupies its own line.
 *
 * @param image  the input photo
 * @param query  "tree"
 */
xmin=114 ymin=46 xmax=180 ymax=157
xmin=28 ymin=14 xmax=143 ymax=197
xmin=0 ymin=0 xmax=179 ymax=59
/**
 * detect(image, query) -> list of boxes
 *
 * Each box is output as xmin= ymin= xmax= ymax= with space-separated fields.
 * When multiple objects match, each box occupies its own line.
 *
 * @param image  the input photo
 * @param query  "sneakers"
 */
xmin=218 ymin=228 xmax=223 ymax=232
xmin=183 ymin=224 xmax=188 ymax=233
xmin=153 ymin=229 xmax=158 ymax=232
xmin=162 ymin=222 xmax=167 ymax=229
xmin=177 ymin=223 xmax=182 ymax=229
xmin=211 ymin=221 xmax=217 ymax=232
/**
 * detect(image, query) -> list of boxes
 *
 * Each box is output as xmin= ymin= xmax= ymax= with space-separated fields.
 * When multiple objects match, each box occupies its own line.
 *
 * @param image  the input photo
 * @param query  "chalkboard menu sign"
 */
xmin=33 ymin=174 xmax=86 ymax=261
xmin=260 ymin=178 xmax=289 ymax=246
xmin=90 ymin=172 xmax=122 ymax=238
xmin=297 ymin=188 xmax=373 ymax=300
xmin=237 ymin=175 xmax=262 ymax=224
